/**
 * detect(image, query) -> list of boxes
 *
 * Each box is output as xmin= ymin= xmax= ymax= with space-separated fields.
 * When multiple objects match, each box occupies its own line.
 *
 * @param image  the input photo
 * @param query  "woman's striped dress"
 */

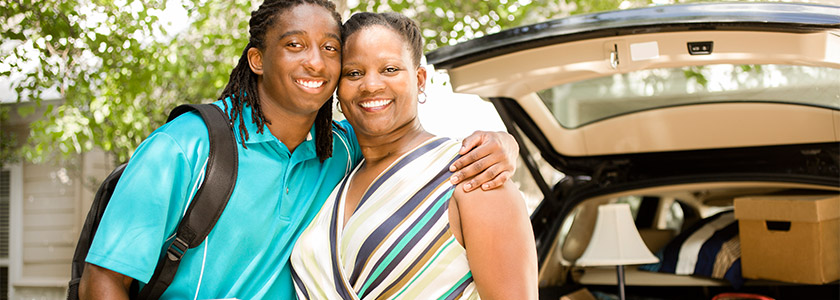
xmin=290 ymin=137 xmax=478 ymax=300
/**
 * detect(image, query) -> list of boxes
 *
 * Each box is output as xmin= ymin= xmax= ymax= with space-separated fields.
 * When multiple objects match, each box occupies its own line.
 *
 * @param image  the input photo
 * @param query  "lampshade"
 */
xmin=576 ymin=203 xmax=659 ymax=266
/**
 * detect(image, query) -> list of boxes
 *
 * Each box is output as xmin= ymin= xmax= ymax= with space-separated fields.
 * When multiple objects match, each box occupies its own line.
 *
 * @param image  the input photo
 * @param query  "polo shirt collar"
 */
xmin=220 ymin=98 xmax=318 ymax=159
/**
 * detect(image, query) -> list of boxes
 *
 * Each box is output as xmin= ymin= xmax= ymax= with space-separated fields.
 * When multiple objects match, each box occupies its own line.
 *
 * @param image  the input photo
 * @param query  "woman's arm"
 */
xmin=450 ymin=180 xmax=538 ymax=300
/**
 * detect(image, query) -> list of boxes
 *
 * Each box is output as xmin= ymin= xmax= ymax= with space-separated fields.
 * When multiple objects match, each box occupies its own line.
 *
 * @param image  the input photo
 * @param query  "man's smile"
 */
xmin=295 ymin=78 xmax=326 ymax=91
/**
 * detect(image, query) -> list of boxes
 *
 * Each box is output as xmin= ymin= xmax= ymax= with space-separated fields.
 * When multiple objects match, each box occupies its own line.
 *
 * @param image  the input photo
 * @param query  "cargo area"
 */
xmin=536 ymin=183 xmax=840 ymax=300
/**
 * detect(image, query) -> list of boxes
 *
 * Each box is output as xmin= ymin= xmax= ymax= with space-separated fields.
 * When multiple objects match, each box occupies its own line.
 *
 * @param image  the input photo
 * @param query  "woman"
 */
xmin=291 ymin=12 xmax=538 ymax=300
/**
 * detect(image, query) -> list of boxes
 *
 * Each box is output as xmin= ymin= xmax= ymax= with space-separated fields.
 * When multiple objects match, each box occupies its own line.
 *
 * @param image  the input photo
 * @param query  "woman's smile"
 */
xmin=358 ymin=99 xmax=393 ymax=112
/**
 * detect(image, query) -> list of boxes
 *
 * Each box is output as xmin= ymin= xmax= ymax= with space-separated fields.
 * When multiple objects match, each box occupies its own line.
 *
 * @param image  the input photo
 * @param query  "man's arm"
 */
xmin=449 ymin=131 xmax=519 ymax=192
xmin=82 ymin=124 xmax=201 ymax=298
xmin=79 ymin=263 xmax=134 ymax=300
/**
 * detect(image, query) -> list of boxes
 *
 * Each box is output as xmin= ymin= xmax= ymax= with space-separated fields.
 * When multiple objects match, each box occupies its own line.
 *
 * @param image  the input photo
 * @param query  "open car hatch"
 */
xmin=427 ymin=2 xmax=840 ymax=264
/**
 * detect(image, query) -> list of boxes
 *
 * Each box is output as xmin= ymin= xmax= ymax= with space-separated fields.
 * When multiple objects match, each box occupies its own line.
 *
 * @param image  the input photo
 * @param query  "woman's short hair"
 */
xmin=342 ymin=12 xmax=424 ymax=67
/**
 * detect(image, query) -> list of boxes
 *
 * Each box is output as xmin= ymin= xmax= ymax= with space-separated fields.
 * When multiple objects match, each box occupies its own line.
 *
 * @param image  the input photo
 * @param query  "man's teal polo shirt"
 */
xmin=87 ymin=99 xmax=361 ymax=299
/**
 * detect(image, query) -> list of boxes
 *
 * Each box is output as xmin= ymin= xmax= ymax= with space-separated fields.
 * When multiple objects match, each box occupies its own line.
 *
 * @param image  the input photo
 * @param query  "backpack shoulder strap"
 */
xmin=137 ymin=103 xmax=238 ymax=299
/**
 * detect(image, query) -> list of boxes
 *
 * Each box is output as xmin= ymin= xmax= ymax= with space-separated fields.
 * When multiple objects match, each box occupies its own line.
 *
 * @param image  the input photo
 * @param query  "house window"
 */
xmin=0 ymin=168 xmax=9 ymax=300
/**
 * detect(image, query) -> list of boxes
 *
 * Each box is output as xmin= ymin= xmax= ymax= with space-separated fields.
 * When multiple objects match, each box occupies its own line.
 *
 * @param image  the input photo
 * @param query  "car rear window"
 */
xmin=537 ymin=64 xmax=840 ymax=129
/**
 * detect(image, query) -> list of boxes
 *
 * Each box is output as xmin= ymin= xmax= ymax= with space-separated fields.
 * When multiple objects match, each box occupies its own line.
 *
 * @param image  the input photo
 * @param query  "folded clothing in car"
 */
xmin=639 ymin=210 xmax=744 ymax=288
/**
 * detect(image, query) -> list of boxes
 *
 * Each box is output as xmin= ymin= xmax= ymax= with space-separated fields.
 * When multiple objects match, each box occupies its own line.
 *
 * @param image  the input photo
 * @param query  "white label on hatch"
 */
xmin=630 ymin=41 xmax=660 ymax=61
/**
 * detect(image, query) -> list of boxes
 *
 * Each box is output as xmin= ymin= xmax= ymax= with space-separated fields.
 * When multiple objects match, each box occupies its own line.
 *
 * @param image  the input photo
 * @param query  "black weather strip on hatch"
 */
xmin=489 ymin=97 xmax=552 ymax=199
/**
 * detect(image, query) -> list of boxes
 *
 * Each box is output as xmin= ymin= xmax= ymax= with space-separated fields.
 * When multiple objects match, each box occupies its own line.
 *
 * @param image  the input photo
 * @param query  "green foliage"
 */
xmin=2 ymin=0 xmax=252 ymax=164
xmin=0 ymin=131 xmax=19 ymax=167
xmin=684 ymin=66 xmax=708 ymax=87
xmin=2 ymin=0 xmax=627 ymax=165
xmin=349 ymin=0 xmax=630 ymax=53
xmin=684 ymin=64 xmax=763 ymax=88
xmin=0 ymin=106 xmax=19 ymax=167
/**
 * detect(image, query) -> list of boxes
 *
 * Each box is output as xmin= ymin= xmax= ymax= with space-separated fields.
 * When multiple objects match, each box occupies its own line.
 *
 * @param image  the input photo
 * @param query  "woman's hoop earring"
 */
xmin=418 ymin=89 xmax=427 ymax=104
xmin=336 ymin=99 xmax=343 ymax=114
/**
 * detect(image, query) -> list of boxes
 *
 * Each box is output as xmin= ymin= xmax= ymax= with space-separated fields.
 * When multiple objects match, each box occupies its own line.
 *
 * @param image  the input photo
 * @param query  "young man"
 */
xmin=79 ymin=1 xmax=518 ymax=299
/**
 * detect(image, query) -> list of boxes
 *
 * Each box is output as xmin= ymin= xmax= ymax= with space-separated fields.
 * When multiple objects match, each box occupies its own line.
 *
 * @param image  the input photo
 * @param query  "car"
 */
xmin=426 ymin=2 xmax=840 ymax=300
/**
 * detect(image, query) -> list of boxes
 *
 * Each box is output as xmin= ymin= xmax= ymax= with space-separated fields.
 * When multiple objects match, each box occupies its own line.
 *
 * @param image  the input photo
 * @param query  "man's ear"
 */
xmin=247 ymin=47 xmax=264 ymax=75
xmin=416 ymin=66 xmax=427 ymax=92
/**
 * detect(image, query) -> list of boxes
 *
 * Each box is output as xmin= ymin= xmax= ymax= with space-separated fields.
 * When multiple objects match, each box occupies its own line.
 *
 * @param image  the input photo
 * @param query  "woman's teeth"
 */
xmin=360 ymin=100 xmax=392 ymax=108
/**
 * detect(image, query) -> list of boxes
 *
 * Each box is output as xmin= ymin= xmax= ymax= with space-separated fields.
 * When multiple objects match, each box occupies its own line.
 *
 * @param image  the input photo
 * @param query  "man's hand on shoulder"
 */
xmin=449 ymin=131 xmax=519 ymax=192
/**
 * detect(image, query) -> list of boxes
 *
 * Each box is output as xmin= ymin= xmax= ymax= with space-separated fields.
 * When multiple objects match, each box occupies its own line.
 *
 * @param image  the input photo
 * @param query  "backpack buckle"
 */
xmin=166 ymin=237 xmax=189 ymax=261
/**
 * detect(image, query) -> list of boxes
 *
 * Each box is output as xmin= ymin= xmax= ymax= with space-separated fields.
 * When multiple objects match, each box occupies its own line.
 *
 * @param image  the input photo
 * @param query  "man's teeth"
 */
xmin=360 ymin=100 xmax=392 ymax=108
xmin=297 ymin=80 xmax=324 ymax=89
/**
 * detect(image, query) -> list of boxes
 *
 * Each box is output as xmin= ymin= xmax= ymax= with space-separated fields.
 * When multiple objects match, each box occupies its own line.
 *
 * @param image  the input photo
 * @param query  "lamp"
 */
xmin=576 ymin=203 xmax=659 ymax=300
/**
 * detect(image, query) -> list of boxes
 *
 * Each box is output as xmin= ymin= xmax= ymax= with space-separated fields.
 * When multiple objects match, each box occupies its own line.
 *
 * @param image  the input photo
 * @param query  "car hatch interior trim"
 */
xmin=443 ymin=30 xmax=840 ymax=99
xmin=426 ymin=2 xmax=840 ymax=69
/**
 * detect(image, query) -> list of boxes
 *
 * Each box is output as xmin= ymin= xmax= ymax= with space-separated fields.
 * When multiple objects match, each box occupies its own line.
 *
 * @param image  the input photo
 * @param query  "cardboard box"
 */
xmin=559 ymin=288 xmax=596 ymax=300
xmin=734 ymin=194 xmax=840 ymax=284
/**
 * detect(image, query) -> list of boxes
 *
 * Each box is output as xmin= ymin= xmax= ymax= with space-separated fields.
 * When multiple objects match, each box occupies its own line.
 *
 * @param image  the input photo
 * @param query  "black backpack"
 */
xmin=67 ymin=104 xmax=238 ymax=300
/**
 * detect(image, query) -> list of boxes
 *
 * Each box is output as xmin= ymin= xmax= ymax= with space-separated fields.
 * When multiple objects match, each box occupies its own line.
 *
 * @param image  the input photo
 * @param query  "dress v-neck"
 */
xmin=338 ymin=136 xmax=442 ymax=230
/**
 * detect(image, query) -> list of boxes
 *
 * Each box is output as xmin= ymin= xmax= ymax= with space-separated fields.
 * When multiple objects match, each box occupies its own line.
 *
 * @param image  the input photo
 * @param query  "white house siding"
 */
xmin=20 ymin=161 xmax=76 ymax=289
xmin=4 ymin=102 xmax=113 ymax=299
